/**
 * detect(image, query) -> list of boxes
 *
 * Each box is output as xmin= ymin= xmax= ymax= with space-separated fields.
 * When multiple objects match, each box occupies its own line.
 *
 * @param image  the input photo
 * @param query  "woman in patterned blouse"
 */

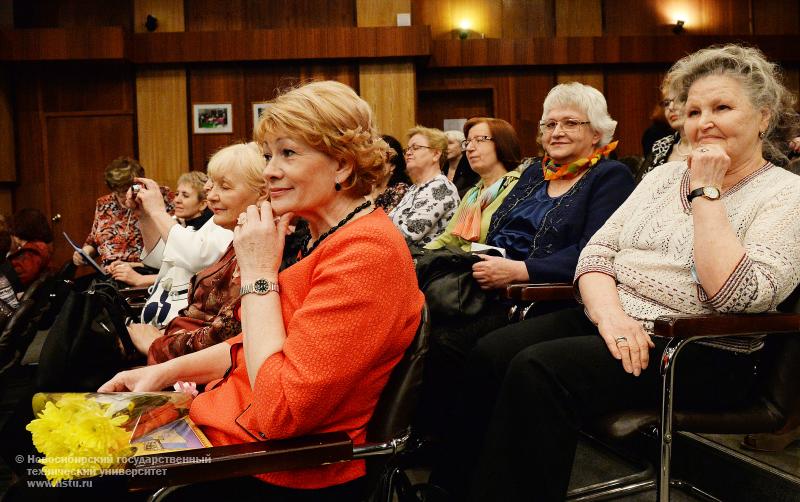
xmin=388 ymin=126 xmax=460 ymax=246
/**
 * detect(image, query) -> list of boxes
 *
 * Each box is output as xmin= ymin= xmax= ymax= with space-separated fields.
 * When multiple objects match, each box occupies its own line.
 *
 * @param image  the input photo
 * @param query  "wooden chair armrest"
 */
xmin=128 ymin=432 xmax=353 ymax=491
xmin=653 ymin=312 xmax=800 ymax=339
xmin=505 ymin=283 xmax=575 ymax=302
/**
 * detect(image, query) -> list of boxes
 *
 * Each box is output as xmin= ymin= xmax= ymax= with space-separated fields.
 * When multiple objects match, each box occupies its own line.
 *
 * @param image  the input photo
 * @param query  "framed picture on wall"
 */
xmin=193 ymin=103 xmax=233 ymax=134
xmin=252 ymin=102 xmax=269 ymax=129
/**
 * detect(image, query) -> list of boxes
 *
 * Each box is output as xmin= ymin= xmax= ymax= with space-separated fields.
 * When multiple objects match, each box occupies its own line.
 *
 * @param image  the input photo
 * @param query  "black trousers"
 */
xmin=434 ymin=307 xmax=758 ymax=502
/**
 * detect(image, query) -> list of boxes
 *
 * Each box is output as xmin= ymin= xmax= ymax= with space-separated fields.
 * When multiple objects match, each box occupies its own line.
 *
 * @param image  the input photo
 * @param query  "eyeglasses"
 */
xmin=660 ymin=98 xmax=675 ymax=108
xmin=460 ymin=136 xmax=494 ymax=149
xmin=539 ymin=119 xmax=590 ymax=134
xmin=404 ymin=144 xmax=436 ymax=155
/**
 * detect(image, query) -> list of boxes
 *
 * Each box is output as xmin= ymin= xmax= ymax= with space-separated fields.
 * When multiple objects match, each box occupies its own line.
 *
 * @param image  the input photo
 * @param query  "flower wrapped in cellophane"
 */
xmin=26 ymin=392 xmax=209 ymax=485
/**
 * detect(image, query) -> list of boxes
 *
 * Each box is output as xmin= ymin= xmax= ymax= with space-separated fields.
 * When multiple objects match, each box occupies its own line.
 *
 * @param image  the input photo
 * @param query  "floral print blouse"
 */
xmin=388 ymin=174 xmax=460 ymax=246
xmin=84 ymin=189 xmax=174 ymax=267
xmin=375 ymin=182 xmax=409 ymax=214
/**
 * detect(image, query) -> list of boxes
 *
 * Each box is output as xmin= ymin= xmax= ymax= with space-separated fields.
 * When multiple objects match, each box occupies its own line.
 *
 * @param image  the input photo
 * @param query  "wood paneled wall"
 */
xmin=413 ymin=0 xmax=554 ymax=39
xmin=13 ymin=64 xmax=136 ymax=266
xmin=184 ymin=0 xmax=356 ymax=31
xmin=189 ymin=63 xmax=359 ymax=169
xmin=134 ymin=0 xmax=189 ymax=190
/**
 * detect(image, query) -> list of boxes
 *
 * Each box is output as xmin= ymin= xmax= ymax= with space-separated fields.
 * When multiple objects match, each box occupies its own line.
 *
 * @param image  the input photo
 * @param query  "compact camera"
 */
xmin=131 ymin=184 xmax=142 ymax=194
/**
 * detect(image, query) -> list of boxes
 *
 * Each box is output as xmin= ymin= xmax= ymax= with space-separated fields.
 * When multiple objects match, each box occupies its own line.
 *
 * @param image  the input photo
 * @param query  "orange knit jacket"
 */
xmin=189 ymin=210 xmax=424 ymax=489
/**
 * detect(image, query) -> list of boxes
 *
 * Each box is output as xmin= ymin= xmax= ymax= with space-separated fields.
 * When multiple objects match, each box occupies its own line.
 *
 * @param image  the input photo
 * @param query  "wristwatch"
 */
xmin=687 ymin=186 xmax=721 ymax=204
xmin=240 ymin=278 xmax=280 ymax=296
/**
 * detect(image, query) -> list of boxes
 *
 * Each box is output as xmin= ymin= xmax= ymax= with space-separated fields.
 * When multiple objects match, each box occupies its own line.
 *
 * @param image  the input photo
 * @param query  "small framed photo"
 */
xmin=252 ymin=102 xmax=269 ymax=128
xmin=193 ymin=103 xmax=233 ymax=134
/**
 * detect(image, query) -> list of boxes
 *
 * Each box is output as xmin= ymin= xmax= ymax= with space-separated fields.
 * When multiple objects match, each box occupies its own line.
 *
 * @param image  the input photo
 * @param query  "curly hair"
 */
xmin=541 ymin=83 xmax=617 ymax=147
xmin=104 ymin=157 xmax=144 ymax=191
xmin=177 ymin=171 xmax=210 ymax=202
xmin=666 ymin=44 xmax=799 ymax=166
xmin=253 ymin=81 xmax=390 ymax=197
xmin=407 ymin=125 xmax=448 ymax=171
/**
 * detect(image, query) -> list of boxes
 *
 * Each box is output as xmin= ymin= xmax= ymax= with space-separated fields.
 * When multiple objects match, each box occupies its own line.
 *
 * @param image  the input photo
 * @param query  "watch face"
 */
xmin=254 ymin=279 xmax=269 ymax=293
xmin=703 ymin=187 xmax=721 ymax=199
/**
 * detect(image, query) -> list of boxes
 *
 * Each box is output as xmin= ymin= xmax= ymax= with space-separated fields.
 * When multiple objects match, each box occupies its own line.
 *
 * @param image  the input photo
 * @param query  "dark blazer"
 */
xmin=486 ymin=157 xmax=635 ymax=283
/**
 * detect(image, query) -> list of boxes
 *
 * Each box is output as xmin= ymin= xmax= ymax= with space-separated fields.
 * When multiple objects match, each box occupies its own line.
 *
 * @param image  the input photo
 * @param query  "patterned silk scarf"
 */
xmin=451 ymin=175 xmax=511 ymax=242
xmin=542 ymin=140 xmax=618 ymax=181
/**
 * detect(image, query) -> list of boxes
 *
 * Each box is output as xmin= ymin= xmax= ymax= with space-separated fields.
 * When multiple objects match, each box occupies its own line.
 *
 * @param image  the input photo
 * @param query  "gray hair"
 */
xmin=541 ymin=82 xmax=617 ymax=147
xmin=666 ymin=44 xmax=799 ymax=166
xmin=444 ymin=130 xmax=465 ymax=143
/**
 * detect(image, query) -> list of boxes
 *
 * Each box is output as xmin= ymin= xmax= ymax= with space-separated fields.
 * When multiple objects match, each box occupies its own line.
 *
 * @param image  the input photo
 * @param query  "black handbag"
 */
xmin=37 ymin=278 xmax=142 ymax=392
xmin=412 ymin=246 xmax=496 ymax=322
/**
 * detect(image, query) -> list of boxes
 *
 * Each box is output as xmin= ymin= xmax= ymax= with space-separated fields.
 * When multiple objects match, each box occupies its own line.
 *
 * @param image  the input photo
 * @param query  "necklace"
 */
xmin=300 ymin=200 xmax=373 ymax=258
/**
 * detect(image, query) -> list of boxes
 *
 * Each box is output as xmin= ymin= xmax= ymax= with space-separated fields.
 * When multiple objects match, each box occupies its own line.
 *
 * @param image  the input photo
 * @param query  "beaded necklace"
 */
xmin=299 ymin=200 xmax=373 ymax=259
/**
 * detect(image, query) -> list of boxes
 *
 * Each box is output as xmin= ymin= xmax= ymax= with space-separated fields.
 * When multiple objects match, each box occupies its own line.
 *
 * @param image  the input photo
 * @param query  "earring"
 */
xmin=335 ymin=182 xmax=342 ymax=191
xmin=758 ymin=130 xmax=765 ymax=140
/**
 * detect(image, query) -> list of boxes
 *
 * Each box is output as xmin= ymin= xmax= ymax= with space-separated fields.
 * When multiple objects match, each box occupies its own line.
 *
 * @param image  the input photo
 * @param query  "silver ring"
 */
xmin=699 ymin=148 xmax=709 ymax=153
xmin=614 ymin=336 xmax=628 ymax=344
xmin=237 ymin=214 xmax=247 ymax=226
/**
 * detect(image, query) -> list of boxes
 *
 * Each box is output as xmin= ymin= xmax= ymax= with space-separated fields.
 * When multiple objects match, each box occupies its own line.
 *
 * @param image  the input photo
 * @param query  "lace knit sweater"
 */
xmin=575 ymin=161 xmax=800 ymax=352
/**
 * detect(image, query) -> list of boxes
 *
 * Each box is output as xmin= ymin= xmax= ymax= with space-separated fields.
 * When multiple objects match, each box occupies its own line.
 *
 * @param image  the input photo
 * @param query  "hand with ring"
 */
xmin=687 ymin=143 xmax=729 ymax=192
xmin=594 ymin=309 xmax=655 ymax=376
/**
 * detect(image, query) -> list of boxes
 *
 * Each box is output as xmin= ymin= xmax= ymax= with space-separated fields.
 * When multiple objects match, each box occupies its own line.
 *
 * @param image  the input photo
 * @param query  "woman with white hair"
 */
xmin=417 ymin=83 xmax=635 ymax=444
xmin=445 ymin=45 xmax=800 ymax=501
xmin=444 ymin=129 xmax=479 ymax=197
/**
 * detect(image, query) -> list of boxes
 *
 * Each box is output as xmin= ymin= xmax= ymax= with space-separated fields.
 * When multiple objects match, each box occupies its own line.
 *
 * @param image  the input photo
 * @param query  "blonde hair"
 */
xmin=177 ymin=171 xmax=209 ymax=201
xmin=253 ymin=80 xmax=389 ymax=196
xmin=206 ymin=142 xmax=266 ymax=193
xmin=407 ymin=125 xmax=448 ymax=170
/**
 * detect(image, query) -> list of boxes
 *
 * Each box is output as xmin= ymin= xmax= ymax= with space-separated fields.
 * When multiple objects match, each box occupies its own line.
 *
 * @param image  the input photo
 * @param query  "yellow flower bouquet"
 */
xmin=26 ymin=392 xmax=208 ymax=485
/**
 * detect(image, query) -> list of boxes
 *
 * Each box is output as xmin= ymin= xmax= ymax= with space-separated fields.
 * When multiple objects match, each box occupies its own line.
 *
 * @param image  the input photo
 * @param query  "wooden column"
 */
xmin=134 ymin=0 xmax=189 ymax=189
xmin=0 ymin=0 xmax=14 ymax=215
xmin=357 ymin=0 xmax=416 ymax=141
xmin=555 ymin=0 xmax=604 ymax=92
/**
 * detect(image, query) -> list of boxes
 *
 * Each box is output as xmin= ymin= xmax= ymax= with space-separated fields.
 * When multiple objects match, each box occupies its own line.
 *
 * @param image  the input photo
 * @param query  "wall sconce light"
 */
xmin=672 ymin=19 xmax=685 ymax=34
xmin=457 ymin=19 xmax=471 ymax=40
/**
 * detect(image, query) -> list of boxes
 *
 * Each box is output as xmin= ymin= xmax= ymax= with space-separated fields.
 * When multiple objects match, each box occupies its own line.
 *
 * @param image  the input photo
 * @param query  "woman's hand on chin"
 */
xmin=98 ymin=364 xmax=171 ymax=392
xmin=687 ymin=144 xmax=730 ymax=190
xmin=233 ymin=202 xmax=292 ymax=280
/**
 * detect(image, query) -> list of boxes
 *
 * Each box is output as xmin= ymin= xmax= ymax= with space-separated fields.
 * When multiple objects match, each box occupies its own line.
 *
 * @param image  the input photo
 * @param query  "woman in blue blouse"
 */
xmin=418 ymin=82 xmax=635 ymax=439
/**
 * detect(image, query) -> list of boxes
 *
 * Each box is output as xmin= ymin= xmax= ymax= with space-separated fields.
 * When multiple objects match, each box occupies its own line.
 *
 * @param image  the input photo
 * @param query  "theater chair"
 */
xmin=126 ymin=305 xmax=430 ymax=502
xmin=507 ymin=283 xmax=800 ymax=502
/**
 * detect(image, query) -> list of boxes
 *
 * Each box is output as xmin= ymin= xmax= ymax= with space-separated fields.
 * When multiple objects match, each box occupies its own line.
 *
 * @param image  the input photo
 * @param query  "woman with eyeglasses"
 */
xmin=640 ymin=76 xmax=691 ymax=178
xmin=416 ymin=84 xmax=635 ymax=447
xmin=426 ymin=118 xmax=522 ymax=252
xmin=388 ymin=126 xmax=460 ymax=246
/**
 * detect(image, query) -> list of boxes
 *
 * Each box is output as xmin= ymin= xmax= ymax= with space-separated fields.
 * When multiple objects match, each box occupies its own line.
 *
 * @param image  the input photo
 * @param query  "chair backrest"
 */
xmin=366 ymin=304 xmax=431 ymax=443
xmin=20 ymin=272 xmax=50 ymax=302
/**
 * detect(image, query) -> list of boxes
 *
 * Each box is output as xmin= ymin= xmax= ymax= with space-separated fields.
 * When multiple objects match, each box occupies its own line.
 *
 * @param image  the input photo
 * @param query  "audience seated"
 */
xmin=443 ymin=130 xmax=479 ymax=197
xmin=120 ymin=171 xmax=233 ymax=328
xmin=98 ymin=80 xmax=423 ymax=499
xmin=74 ymin=157 xmax=174 ymax=287
xmin=433 ymin=44 xmax=800 ymax=502
xmin=388 ymin=126 xmax=460 ymax=246
xmin=418 ymin=83 xmax=634 ymax=439
xmin=640 ymin=75 xmax=691 ymax=179
xmin=426 ymin=118 xmax=522 ymax=252
xmin=2 ymin=208 xmax=53 ymax=293
xmin=372 ymin=134 xmax=411 ymax=213
xmin=126 ymin=144 xmax=266 ymax=363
